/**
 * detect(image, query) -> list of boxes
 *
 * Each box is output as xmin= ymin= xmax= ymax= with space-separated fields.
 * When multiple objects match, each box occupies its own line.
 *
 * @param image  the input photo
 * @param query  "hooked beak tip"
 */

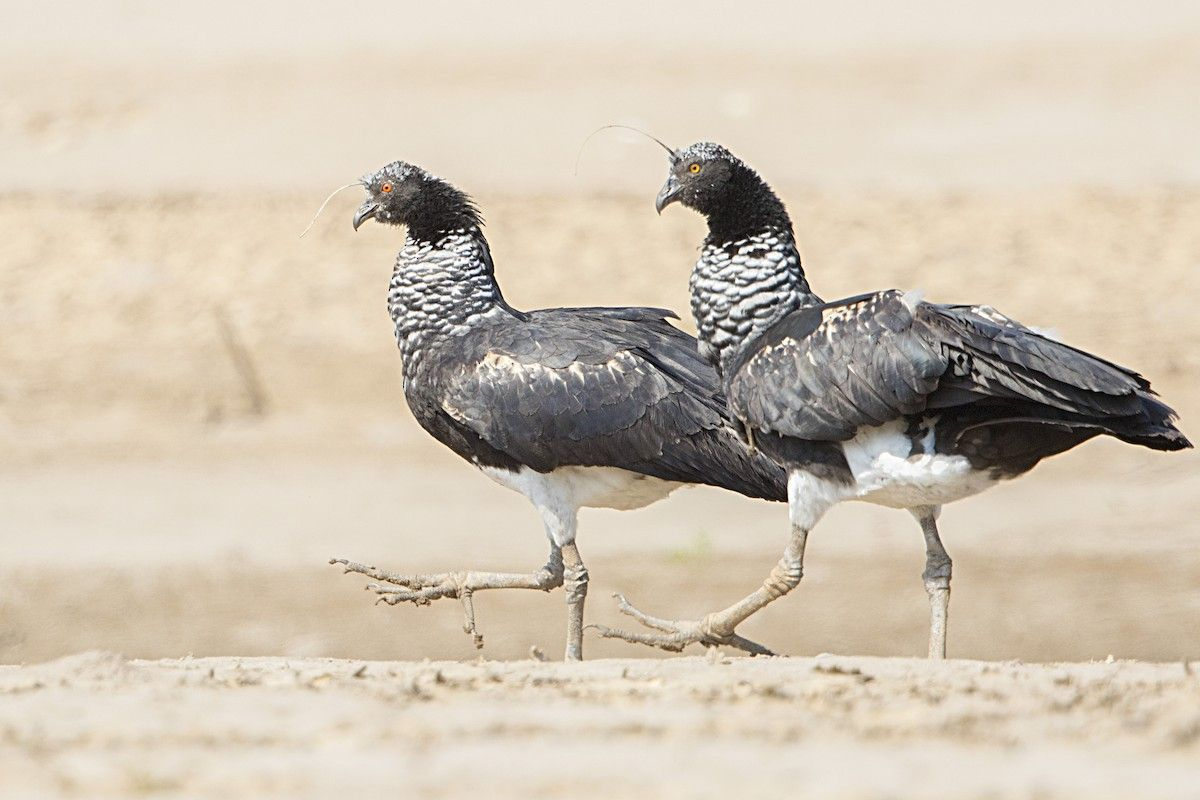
xmin=655 ymin=178 xmax=681 ymax=215
xmin=352 ymin=202 xmax=379 ymax=231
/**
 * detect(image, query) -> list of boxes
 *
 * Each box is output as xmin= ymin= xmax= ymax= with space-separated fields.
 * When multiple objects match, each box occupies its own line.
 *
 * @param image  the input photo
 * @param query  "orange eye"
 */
xmin=381 ymin=182 xmax=393 ymax=193
xmin=689 ymin=163 xmax=701 ymax=174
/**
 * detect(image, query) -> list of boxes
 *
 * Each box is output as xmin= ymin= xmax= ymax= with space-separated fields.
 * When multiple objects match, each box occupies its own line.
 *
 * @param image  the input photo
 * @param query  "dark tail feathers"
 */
xmin=1109 ymin=391 xmax=1192 ymax=451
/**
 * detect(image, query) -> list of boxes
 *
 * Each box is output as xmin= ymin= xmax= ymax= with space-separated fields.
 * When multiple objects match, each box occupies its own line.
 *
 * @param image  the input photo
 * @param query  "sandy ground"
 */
xmin=3 ymin=4 xmax=1200 ymax=796
xmin=2 ymin=652 xmax=1199 ymax=799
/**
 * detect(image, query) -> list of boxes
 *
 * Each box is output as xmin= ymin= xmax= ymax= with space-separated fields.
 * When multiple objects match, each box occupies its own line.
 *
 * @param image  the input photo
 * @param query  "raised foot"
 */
xmin=588 ymin=593 xmax=776 ymax=657
xmin=330 ymin=557 xmax=485 ymax=648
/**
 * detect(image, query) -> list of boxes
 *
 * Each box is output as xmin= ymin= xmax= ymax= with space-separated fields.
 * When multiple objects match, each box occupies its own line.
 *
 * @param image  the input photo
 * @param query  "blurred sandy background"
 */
xmin=2 ymin=0 xmax=1198 ymax=668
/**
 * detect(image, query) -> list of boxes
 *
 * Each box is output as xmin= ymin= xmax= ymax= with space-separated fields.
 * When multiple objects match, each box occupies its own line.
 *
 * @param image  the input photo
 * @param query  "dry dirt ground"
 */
xmin=2 ymin=652 xmax=1199 ymax=799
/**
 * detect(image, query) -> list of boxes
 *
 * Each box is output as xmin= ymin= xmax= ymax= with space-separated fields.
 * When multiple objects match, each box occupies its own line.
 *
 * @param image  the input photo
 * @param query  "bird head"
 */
xmin=352 ymin=161 xmax=428 ymax=230
xmin=654 ymin=142 xmax=791 ymax=240
xmin=654 ymin=142 xmax=745 ymax=216
xmin=352 ymin=161 xmax=482 ymax=240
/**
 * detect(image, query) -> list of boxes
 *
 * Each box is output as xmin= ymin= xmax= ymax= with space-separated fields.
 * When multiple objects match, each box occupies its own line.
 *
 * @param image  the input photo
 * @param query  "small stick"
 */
xmin=214 ymin=305 xmax=268 ymax=417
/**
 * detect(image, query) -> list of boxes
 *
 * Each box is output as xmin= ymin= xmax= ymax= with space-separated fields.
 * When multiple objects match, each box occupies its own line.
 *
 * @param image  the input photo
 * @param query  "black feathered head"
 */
xmin=655 ymin=142 xmax=790 ymax=240
xmin=353 ymin=161 xmax=482 ymax=240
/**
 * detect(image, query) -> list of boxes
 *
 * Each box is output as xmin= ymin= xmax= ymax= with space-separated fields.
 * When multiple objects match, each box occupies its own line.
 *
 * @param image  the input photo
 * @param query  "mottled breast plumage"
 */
xmin=387 ymin=227 xmax=507 ymax=381
xmin=689 ymin=228 xmax=818 ymax=377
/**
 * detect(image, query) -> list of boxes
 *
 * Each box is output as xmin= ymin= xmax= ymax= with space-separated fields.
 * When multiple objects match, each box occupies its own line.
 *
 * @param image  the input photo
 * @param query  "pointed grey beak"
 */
xmin=655 ymin=175 xmax=682 ymax=215
xmin=352 ymin=201 xmax=379 ymax=231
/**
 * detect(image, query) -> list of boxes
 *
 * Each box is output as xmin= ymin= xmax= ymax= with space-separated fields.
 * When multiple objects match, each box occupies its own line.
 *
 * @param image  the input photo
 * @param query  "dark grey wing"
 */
xmin=728 ymin=291 xmax=947 ymax=441
xmin=542 ymin=305 xmax=680 ymax=322
xmin=728 ymin=289 xmax=1184 ymax=445
xmin=438 ymin=311 xmax=786 ymax=498
xmin=442 ymin=345 xmax=696 ymax=471
xmin=925 ymin=301 xmax=1189 ymax=450
xmin=927 ymin=303 xmax=1150 ymax=412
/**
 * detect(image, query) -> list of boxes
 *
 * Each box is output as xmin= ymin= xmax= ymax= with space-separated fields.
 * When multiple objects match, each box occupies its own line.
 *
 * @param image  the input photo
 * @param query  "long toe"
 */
xmin=588 ymin=595 xmax=776 ymax=656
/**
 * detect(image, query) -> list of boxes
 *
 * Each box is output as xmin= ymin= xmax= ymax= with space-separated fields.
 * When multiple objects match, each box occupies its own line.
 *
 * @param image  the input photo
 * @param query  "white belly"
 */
xmin=840 ymin=421 xmax=999 ymax=509
xmin=479 ymin=464 xmax=684 ymax=511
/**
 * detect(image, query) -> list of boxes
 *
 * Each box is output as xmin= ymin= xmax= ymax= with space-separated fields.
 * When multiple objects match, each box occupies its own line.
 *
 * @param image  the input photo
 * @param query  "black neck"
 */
xmin=391 ymin=179 xmax=527 ymax=321
xmin=703 ymin=166 xmax=795 ymax=245
xmin=404 ymin=180 xmax=487 ymax=245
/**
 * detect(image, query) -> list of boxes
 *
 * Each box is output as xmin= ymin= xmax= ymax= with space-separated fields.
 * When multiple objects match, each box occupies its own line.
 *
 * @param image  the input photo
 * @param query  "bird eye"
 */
xmin=380 ymin=182 xmax=393 ymax=193
xmin=688 ymin=163 xmax=701 ymax=174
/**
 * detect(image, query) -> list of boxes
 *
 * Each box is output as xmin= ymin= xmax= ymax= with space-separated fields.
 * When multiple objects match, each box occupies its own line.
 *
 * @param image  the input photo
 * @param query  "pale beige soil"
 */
xmin=2 ymin=652 xmax=1199 ymax=799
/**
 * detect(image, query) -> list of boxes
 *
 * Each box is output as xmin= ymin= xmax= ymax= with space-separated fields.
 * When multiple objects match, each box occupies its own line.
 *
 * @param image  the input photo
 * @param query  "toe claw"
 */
xmin=724 ymin=633 xmax=777 ymax=658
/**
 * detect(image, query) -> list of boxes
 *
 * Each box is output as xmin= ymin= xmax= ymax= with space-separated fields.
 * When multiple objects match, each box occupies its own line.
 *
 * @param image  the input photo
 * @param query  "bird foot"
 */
xmin=330 ymin=558 xmax=484 ymax=648
xmin=588 ymin=593 xmax=776 ymax=657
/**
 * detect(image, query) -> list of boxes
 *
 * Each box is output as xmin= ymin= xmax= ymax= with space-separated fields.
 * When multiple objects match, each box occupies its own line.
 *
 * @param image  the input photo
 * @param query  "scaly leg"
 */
xmin=330 ymin=546 xmax=564 ymax=650
xmin=591 ymin=522 xmax=806 ymax=655
xmin=561 ymin=542 xmax=588 ymax=661
xmin=912 ymin=506 xmax=951 ymax=659
xmin=592 ymin=469 xmax=836 ymax=656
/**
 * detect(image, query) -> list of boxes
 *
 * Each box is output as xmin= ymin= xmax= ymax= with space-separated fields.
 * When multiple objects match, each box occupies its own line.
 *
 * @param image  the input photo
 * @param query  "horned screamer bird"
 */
xmin=596 ymin=141 xmax=1191 ymax=659
xmin=328 ymin=160 xmax=787 ymax=661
